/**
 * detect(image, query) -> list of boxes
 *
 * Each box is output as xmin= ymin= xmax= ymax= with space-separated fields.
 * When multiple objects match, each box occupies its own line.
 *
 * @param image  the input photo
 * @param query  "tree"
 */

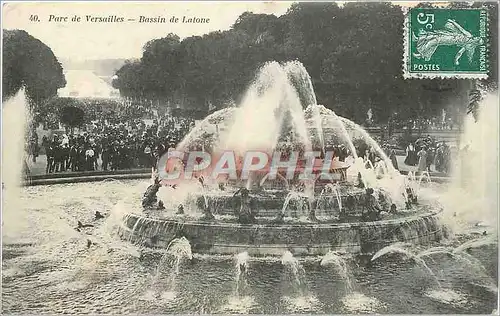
xmin=141 ymin=33 xmax=182 ymax=98
xmin=112 ymin=60 xmax=146 ymax=98
xmin=2 ymin=30 xmax=66 ymax=105
xmin=112 ymin=3 xmax=492 ymax=126
xmin=59 ymin=106 xmax=85 ymax=132
xmin=468 ymin=87 xmax=482 ymax=122
xmin=283 ymin=2 xmax=343 ymax=77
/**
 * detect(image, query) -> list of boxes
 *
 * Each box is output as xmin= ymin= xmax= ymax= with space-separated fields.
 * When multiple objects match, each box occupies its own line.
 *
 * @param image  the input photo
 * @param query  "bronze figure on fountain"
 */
xmin=233 ymin=187 xmax=257 ymax=224
xmin=341 ymin=194 xmax=357 ymax=221
xmin=405 ymin=186 xmax=418 ymax=209
xmin=306 ymin=198 xmax=318 ymax=222
xmin=361 ymin=188 xmax=383 ymax=221
xmin=142 ymin=176 xmax=165 ymax=210
xmin=197 ymin=198 xmax=215 ymax=221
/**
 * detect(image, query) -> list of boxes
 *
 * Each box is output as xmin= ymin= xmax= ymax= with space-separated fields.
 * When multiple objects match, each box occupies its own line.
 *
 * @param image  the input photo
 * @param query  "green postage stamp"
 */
xmin=404 ymin=7 xmax=489 ymax=79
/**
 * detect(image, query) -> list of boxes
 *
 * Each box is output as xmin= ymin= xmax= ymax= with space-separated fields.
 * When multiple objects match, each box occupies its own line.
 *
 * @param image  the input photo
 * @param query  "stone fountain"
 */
xmin=118 ymin=61 xmax=443 ymax=256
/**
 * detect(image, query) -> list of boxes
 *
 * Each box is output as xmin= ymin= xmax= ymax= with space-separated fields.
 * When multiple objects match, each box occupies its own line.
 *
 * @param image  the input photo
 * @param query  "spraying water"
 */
xmin=148 ymin=237 xmax=192 ymax=300
xmin=417 ymin=245 xmax=494 ymax=285
xmin=281 ymin=251 xmax=307 ymax=296
xmin=3 ymin=74 xmax=498 ymax=315
xmin=339 ymin=117 xmax=398 ymax=176
xmin=441 ymin=93 xmax=499 ymax=233
xmin=284 ymin=61 xmax=323 ymax=152
xmin=172 ymin=61 xmax=405 ymax=200
xmin=219 ymin=251 xmax=256 ymax=314
xmin=2 ymin=89 xmax=30 ymax=221
xmin=315 ymin=183 xmax=344 ymax=215
xmin=453 ymin=236 xmax=498 ymax=254
xmin=371 ymin=242 xmax=414 ymax=262
xmin=341 ymin=292 xmax=385 ymax=313
xmin=424 ymin=289 xmax=468 ymax=307
xmin=281 ymin=251 xmax=321 ymax=312
xmin=371 ymin=243 xmax=441 ymax=288
xmin=329 ymin=184 xmax=343 ymax=213
xmin=305 ymin=104 xmax=359 ymax=161
xmin=166 ymin=236 xmax=193 ymax=260
xmin=221 ymin=61 xmax=311 ymax=154
xmin=235 ymin=251 xmax=250 ymax=297
xmin=259 ymin=172 xmax=290 ymax=190
xmin=320 ymin=251 xmax=354 ymax=293
xmin=281 ymin=192 xmax=308 ymax=218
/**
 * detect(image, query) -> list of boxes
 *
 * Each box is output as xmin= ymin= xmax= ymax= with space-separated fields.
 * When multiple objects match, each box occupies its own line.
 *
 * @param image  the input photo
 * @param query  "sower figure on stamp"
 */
xmin=413 ymin=19 xmax=484 ymax=66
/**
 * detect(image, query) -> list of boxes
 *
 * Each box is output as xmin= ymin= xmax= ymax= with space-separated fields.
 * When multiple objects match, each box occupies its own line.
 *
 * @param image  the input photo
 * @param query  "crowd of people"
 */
xmin=37 ymin=116 xmax=194 ymax=173
xmin=25 ymin=103 xmax=459 ymax=178
xmin=395 ymin=117 xmax=456 ymax=131
xmin=403 ymin=136 xmax=453 ymax=174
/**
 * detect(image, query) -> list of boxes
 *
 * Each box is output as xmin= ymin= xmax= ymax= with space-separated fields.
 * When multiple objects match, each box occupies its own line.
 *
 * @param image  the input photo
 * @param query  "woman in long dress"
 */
xmin=404 ymin=143 xmax=417 ymax=166
xmin=417 ymin=147 xmax=428 ymax=173
xmin=389 ymin=149 xmax=399 ymax=171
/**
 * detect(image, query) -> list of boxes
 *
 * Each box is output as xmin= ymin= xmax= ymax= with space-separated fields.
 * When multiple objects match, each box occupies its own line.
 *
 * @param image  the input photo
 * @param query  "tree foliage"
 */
xmin=112 ymin=2 xmax=498 ymax=124
xmin=59 ymin=106 xmax=85 ymax=128
xmin=45 ymin=97 xmax=125 ymax=123
xmin=2 ymin=30 xmax=66 ymax=105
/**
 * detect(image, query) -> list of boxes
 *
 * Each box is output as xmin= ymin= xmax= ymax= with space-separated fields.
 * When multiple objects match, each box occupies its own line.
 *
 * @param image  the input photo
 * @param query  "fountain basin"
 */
xmin=187 ymin=189 xmax=366 ymax=217
xmin=119 ymin=208 xmax=443 ymax=256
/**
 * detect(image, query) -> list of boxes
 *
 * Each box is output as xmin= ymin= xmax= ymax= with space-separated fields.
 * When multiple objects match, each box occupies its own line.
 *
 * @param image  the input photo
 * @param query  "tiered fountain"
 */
xmin=118 ymin=61 xmax=443 ymax=256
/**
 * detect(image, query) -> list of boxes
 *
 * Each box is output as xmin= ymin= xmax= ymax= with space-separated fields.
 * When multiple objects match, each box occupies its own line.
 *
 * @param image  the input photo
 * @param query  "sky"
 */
xmin=2 ymin=1 xmax=293 ymax=61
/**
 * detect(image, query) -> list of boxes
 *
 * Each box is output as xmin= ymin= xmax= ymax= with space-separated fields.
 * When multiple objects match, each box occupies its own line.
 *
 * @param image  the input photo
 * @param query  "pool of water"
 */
xmin=2 ymin=180 xmax=498 ymax=314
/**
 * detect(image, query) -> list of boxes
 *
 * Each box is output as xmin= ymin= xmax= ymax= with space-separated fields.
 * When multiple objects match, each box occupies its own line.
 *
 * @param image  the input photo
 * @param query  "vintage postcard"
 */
xmin=1 ymin=1 xmax=498 ymax=315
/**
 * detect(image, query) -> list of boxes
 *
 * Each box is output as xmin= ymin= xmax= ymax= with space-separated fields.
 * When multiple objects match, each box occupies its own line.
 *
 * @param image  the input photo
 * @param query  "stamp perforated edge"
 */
xmin=402 ymin=6 xmax=490 ymax=80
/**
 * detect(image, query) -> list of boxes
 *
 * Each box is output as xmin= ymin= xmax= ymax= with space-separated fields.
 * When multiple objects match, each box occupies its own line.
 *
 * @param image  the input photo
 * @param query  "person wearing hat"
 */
xmin=404 ymin=142 xmax=417 ymax=166
xmin=85 ymin=146 xmax=95 ymax=171
xmin=101 ymin=142 xmax=111 ymax=171
xmin=442 ymin=142 xmax=451 ymax=174
xmin=426 ymin=145 xmax=435 ymax=172
xmin=417 ymin=146 xmax=428 ymax=173
xmin=389 ymin=148 xmax=399 ymax=171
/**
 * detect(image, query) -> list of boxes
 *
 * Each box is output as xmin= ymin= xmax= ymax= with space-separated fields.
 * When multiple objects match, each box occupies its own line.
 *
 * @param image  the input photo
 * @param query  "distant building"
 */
xmin=58 ymin=70 xmax=120 ymax=99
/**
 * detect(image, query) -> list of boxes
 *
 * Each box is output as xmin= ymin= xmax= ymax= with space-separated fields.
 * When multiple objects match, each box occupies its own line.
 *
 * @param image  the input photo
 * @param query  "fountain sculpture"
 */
xmin=119 ymin=61 xmax=444 ymax=256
